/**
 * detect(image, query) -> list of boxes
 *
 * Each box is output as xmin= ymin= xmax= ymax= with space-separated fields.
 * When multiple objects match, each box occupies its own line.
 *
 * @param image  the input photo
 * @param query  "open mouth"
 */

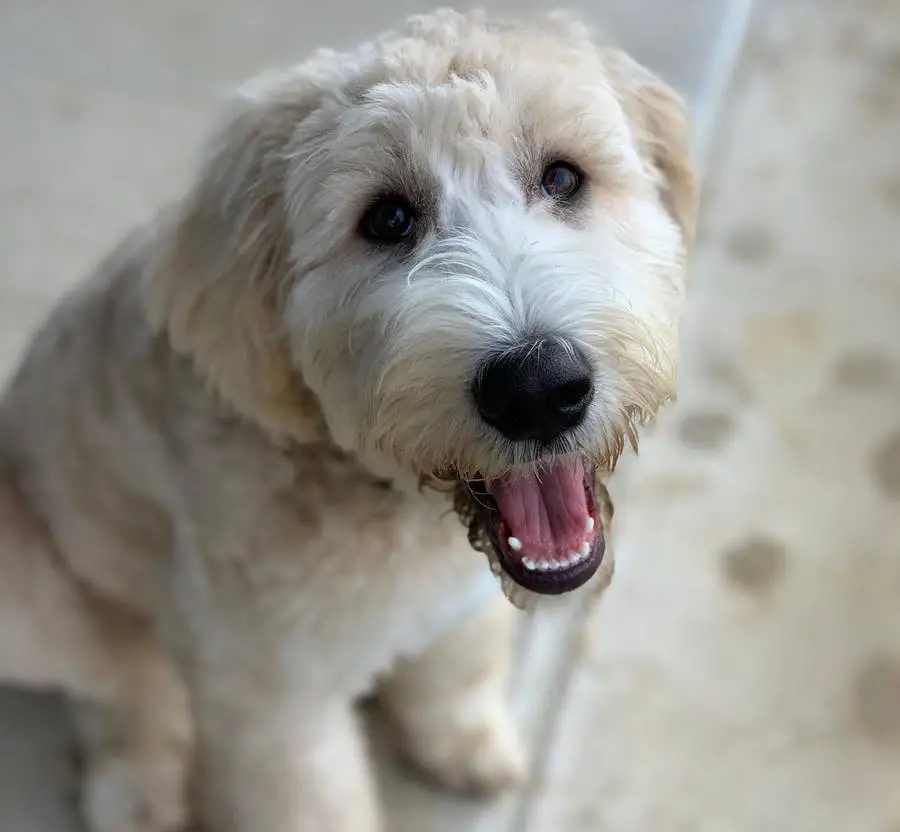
xmin=466 ymin=457 xmax=605 ymax=596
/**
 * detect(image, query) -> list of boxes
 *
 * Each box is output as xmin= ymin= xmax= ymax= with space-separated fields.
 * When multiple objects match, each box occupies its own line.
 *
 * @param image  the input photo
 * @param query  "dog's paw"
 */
xmin=81 ymin=754 xmax=188 ymax=832
xmin=400 ymin=706 xmax=527 ymax=797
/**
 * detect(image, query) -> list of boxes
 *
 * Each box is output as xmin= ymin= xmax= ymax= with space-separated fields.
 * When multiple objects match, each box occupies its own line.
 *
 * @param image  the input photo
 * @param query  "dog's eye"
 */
xmin=540 ymin=162 xmax=583 ymax=201
xmin=361 ymin=197 xmax=417 ymax=244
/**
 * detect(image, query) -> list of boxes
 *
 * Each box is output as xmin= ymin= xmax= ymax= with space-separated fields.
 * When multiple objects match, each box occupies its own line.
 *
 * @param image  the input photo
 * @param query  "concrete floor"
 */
xmin=524 ymin=1 xmax=900 ymax=829
xmin=3 ymin=0 xmax=898 ymax=830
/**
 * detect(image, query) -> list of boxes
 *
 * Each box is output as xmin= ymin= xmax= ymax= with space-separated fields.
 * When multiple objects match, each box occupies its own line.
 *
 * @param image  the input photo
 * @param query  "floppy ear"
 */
xmin=600 ymin=49 xmax=699 ymax=249
xmin=143 ymin=73 xmax=325 ymax=440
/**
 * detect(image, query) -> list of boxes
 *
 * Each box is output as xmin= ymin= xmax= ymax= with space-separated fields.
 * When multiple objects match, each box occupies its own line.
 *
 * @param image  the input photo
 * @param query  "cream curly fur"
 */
xmin=0 ymin=8 xmax=696 ymax=831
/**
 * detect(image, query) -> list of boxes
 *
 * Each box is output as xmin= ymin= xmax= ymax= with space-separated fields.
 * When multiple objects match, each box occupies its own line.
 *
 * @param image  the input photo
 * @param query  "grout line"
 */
xmin=469 ymin=599 xmax=586 ymax=832
xmin=691 ymin=0 xmax=757 ymax=172
xmin=504 ymin=598 xmax=602 ymax=832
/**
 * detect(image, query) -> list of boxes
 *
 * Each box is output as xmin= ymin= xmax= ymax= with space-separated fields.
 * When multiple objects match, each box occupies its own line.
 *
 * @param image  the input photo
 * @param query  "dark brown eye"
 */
xmin=540 ymin=162 xmax=583 ymax=200
xmin=361 ymin=197 xmax=416 ymax=243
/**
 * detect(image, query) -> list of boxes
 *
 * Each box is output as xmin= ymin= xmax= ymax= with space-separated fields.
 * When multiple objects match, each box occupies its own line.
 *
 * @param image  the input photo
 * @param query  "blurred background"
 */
xmin=1 ymin=0 xmax=899 ymax=830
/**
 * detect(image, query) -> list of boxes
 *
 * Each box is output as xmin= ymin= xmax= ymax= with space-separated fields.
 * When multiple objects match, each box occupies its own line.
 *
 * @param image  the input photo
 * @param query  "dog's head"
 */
xmin=145 ymin=8 xmax=697 ymax=601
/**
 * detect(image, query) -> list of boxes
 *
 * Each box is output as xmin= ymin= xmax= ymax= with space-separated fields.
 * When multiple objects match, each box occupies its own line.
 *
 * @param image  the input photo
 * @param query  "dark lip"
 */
xmin=466 ymin=464 xmax=605 ymax=596
xmin=494 ymin=529 xmax=605 ymax=595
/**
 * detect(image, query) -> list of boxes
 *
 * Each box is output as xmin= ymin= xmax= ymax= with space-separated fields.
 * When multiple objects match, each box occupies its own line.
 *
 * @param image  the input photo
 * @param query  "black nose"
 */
xmin=473 ymin=340 xmax=594 ymax=443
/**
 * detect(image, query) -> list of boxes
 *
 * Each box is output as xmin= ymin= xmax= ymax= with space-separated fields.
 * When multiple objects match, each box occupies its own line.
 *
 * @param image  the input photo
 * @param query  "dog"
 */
xmin=0 ymin=8 xmax=697 ymax=831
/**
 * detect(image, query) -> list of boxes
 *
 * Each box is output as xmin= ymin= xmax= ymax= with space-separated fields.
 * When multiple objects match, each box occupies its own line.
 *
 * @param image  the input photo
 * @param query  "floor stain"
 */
xmin=853 ymin=652 xmax=900 ymax=747
xmin=880 ymin=173 xmax=900 ymax=208
xmin=832 ymin=351 xmax=893 ymax=390
xmin=721 ymin=535 xmax=789 ymax=595
xmin=725 ymin=223 xmax=777 ymax=264
xmin=677 ymin=411 xmax=736 ymax=451
xmin=872 ymin=429 xmax=900 ymax=499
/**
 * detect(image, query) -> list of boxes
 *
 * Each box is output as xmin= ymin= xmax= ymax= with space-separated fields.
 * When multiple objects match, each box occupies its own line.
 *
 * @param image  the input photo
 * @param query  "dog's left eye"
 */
xmin=540 ymin=162 xmax=583 ymax=201
xmin=361 ymin=197 xmax=417 ymax=244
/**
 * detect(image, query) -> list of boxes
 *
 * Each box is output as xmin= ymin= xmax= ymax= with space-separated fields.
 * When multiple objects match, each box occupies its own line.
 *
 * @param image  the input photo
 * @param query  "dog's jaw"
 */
xmin=453 ymin=462 xmax=614 ymax=609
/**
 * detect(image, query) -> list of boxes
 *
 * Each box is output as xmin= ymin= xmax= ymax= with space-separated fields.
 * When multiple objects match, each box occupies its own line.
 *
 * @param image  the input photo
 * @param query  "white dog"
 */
xmin=0 ymin=8 xmax=696 ymax=831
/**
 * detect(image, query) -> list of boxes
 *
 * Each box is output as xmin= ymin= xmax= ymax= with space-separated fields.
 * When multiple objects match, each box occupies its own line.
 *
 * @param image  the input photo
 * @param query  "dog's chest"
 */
xmin=250 ymin=460 xmax=501 ymax=693
xmin=290 ymin=518 xmax=498 ymax=694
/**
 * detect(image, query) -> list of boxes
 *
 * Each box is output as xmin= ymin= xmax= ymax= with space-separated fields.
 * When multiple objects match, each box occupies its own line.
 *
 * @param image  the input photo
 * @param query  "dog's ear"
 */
xmin=600 ymin=49 xmax=699 ymax=248
xmin=144 ymin=73 xmax=325 ymax=440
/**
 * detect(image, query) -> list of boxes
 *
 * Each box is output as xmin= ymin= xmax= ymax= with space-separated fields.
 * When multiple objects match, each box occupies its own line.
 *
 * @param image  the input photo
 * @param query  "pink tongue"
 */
xmin=489 ymin=459 xmax=590 ymax=562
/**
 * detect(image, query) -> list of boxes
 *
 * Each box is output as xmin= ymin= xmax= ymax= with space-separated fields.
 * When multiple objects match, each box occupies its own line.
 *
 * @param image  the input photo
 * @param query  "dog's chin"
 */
xmin=453 ymin=455 xmax=607 ymax=601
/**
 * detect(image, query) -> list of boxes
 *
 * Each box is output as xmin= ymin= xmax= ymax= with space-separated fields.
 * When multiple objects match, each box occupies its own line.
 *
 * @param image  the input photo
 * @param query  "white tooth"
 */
xmin=537 ymin=561 xmax=550 ymax=572
xmin=580 ymin=542 xmax=590 ymax=558
xmin=584 ymin=517 xmax=595 ymax=534
xmin=567 ymin=551 xmax=580 ymax=565
xmin=508 ymin=536 xmax=523 ymax=551
xmin=522 ymin=557 xmax=536 ymax=571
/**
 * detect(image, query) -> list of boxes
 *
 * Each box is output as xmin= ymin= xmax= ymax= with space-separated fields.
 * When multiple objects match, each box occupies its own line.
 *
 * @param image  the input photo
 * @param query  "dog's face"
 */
xmin=147 ymin=9 xmax=697 ymax=602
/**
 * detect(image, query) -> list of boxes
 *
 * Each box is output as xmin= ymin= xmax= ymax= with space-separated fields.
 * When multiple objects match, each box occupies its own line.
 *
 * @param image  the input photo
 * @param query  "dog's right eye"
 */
xmin=540 ymin=162 xmax=584 ymax=201
xmin=360 ymin=197 xmax=417 ymax=244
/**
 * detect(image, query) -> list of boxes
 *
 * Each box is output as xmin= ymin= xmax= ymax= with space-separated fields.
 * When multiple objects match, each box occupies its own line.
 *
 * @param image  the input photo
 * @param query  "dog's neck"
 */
xmin=282 ymin=439 xmax=399 ymax=494
xmin=160 ymin=329 xmax=447 ymax=506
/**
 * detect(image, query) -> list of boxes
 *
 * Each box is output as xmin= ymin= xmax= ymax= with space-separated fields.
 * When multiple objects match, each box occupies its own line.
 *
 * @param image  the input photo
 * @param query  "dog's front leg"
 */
xmin=378 ymin=595 xmax=526 ymax=796
xmin=190 ymin=686 xmax=380 ymax=832
xmin=170 ymin=558 xmax=381 ymax=832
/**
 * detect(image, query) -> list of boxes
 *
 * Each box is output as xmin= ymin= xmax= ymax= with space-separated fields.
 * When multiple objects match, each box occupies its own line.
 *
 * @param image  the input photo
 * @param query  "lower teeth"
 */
xmin=521 ymin=550 xmax=587 ymax=572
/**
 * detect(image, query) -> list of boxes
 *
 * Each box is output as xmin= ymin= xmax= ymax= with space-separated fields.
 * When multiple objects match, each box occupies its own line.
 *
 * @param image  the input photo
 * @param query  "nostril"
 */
xmin=472 ymin=373 xmax=509 ymax=422
xmin=550 ymin=377 xmax=593 ymax=413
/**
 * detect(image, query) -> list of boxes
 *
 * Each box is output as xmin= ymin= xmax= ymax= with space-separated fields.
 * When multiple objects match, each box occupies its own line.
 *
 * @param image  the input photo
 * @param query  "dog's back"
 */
xmin=0 ymin=229 xmax=184 ymax=614
xmin=0 ymin=229 xmax=187 ymax=701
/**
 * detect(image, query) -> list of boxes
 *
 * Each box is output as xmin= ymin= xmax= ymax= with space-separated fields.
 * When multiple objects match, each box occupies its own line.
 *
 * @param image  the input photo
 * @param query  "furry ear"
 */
xmin=143 ymin=73 xmax=326 ymax=440
xmin=601 ymin=49 xmax=699 ymax=248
